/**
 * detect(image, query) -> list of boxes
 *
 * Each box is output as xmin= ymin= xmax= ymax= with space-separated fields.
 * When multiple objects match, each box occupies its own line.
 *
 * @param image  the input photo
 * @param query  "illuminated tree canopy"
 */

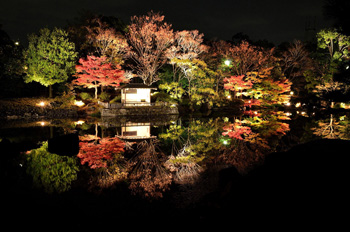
xmin=126 ymin=11 xmax=174 ymax=86
xmin=23 ymin=27 xmax=77 ymax=97
xmin=74 ymin=55 xmax=128 ymax=98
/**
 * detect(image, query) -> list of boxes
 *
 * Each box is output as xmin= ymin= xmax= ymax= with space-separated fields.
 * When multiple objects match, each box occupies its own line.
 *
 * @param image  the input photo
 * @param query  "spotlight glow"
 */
xmin=37 ymin=101 xmax=45 ymax=107
xmin=74 ymin=100 xmax=85 ymax=107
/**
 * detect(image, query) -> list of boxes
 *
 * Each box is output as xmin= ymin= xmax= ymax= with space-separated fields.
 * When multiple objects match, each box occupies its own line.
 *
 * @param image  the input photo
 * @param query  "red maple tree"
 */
xmin=77 ymin=137 xmax=125 ymax=169
xmin=223 ymin=75 xmax=253 ymax=98
xmin=74 ymin=55 xmax=128 ymax=98
xmin=222 ymin=122 xmax=252 ymax=140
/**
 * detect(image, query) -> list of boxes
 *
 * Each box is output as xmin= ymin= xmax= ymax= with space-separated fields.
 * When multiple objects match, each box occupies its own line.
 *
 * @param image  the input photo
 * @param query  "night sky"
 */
xmin=0 ymin=0 xmax=334 ymax=45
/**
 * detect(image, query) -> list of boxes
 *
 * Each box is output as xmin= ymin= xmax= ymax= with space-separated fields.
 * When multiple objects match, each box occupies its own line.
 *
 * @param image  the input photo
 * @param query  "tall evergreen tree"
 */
xmin=23 ymin=27 xmax=77 ymax=97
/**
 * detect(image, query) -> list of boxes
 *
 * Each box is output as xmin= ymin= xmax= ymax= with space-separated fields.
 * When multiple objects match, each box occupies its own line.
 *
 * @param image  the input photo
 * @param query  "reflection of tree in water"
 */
xmin=77 ymin=136 xmax=125 ymax=169
xmin=218 ymin=124 xmax=270 ymax=174
xmin=217 ymin=111 xmax=290 ymax=173
xmin=160 ymin=118 xmax=223 ymax=184
xmin=77 ymin=136 xmax=129 ymax=191
xmin=312 ymin=114 xmax=350 ymax=140
xmin=188 ymin=118 xmax=222 ymax=162
xmin=245 ymin=111 xmax=290 ymax=137
xmin=128 ymin=139 xmax=172 ymax=198
xmin=25 ymin=141 xmax=79 ymax=193
xmin=88 ymin=153 xmax=129 ymax=192
xmin=165 ymin=140 xmax=203 ymax=185
xmin=80 ymin=112 xmax=292 ymax=198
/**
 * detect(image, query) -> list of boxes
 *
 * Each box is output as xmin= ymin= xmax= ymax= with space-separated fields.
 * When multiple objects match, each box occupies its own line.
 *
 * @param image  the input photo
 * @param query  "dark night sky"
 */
xmin=0 ymin=0 xmax=334 ymax=45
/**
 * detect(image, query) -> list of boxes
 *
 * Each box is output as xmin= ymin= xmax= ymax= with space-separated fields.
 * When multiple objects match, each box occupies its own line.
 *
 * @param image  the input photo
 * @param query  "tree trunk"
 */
xmin=95 ymin=123 xmax=98 ymax=138
xmin=188 ymin=80 xmax=194 ymax=111
xmin=49 ymin=85 xmax=53 ymax=98
xmin=93 ymin=81 xmax=98 ymax=99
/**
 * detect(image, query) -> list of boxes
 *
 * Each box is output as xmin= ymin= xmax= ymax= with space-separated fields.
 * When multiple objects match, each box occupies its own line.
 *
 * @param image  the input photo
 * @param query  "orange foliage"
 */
xmin=74 ymin=55 xmax=127 ymax=89
xmin=222 ymin=122 xmax=252 ymax=140
xmin=223 ymin=75 xmax=253 ymax=95
xmin=244 ymin=99 xmax=261 ymax=108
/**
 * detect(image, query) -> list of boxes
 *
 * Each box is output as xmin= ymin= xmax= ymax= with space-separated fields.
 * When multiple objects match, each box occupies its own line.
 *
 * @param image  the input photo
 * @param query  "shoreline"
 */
xmin=0 ymin=98 xmax=81 ymax=120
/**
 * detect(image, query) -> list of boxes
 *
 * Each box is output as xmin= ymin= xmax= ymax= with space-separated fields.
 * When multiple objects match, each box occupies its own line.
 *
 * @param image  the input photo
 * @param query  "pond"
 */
xmin=1 ymin=108 xmax=349 ymax=228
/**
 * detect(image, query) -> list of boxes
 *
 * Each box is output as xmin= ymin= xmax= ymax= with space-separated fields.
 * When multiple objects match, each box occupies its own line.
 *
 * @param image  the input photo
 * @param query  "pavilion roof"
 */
xmin=119 ymin=83 xmax=157 ymax=90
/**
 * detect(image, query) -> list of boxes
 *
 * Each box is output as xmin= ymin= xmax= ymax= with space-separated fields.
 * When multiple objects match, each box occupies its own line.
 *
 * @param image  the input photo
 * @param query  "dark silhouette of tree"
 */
xmin=280 ymin=40 xmax=312 ymax=81
xmin=231 ymin=32 xmax=252 ymax=45
xmin=323 ymin=0 xmax=350 ymax=35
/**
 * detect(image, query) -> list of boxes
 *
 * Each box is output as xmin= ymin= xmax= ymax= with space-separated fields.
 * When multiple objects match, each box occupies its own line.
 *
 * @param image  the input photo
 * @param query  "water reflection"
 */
xmin=3 ymin=108 xmax=350 ymax=198
xmin=118 ymin=122 xmax=156 ymax=140
xmin=25 ymin=141 xmax=79 ymax=193
xmin=77 ymin=136 xmax=125 ymax=169
xmin=312 ymin=114 xmax=350 ymax=140
xmin=216 ymin=110 xmax=291 ymax=173
xmin=128 ymin=139 xmax=172 ymax=198
xmin=78 ymin=136 xmax=129 ymax=191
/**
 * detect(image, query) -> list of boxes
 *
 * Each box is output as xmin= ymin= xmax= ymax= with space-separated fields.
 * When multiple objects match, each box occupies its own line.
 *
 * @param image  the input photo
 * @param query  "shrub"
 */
xmin=110 ymin=95 xmax=121 ymax=103
xmin=99 ymin=92 xmax=110 ymax=101
xmin=79 ymin=92 xmax=92 ymax=100
xmin=152 ymin=91 xmax=172 ymax=102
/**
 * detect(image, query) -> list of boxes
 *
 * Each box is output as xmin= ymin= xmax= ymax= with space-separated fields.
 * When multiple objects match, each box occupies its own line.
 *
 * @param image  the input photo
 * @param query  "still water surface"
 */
xmin=1 ymin=108 xmax=349 ymax=227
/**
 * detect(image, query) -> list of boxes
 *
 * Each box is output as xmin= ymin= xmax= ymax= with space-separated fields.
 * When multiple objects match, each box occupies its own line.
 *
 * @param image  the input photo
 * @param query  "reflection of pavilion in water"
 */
xmin=118 ymin=122 xmax=156 ymax=140
xmin=99 ymin=115 xmax=178 ymax=141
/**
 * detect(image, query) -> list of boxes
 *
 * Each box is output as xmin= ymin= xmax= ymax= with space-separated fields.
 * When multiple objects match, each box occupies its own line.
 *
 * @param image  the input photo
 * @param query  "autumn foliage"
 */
xmin=85 ymin=18 xmax=128 ymax=63
xmin=77 ymin=137 xmax=125 ymax=169
xmin=74 ymin=55 xmax=127 ymax=98
xmin=229 ymin=41 xmax=274 ymax=76
xmin=129 ymin=139 xmax=172 ymax=198
xmin=223 ymin=75 xmax=253 ymax=98
xmin=259 ymin=121 xmax=290 ymax=137
xmin=222 ymin=121 xmax=252 ymax=140
xmin=211 ymin=40 xmax=273 ymax=75
xmin=167 ymin=30 xmax=208 ymax=61
xmin=243 ymin=99 xmax=262 ymax=108
xmin=126 ymin=11 xmax=174 ymax=85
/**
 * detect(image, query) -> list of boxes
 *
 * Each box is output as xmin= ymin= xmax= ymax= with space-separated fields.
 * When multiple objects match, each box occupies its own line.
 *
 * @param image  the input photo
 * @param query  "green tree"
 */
xmin=304 ymin=29 xmax=350 ymax=95
xmin=23 ymin=27 xmax=77 ymax=97
xmin=189 ymin=59 xmax=218 ymax=109
xmin=25 ymin=142 xmax=79 ymax=194
xmin=317 ymin=28 xmax=350 ymax=61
